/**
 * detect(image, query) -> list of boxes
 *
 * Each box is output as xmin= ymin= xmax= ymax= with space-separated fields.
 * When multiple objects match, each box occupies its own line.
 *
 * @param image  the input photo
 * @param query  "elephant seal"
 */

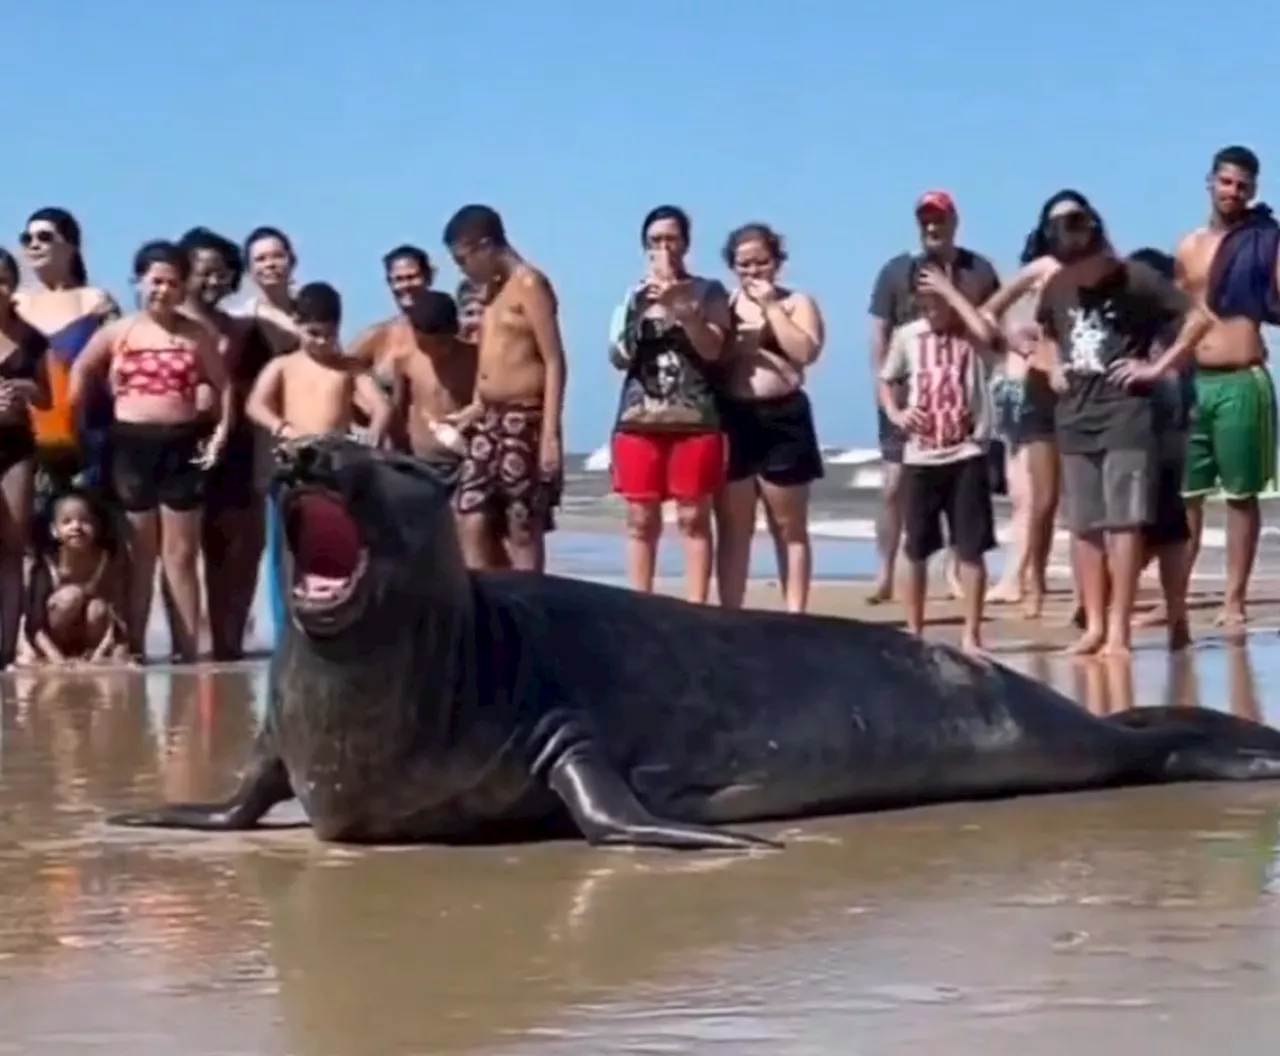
xmin=109 ymin=435 xmax=1280 ymax=850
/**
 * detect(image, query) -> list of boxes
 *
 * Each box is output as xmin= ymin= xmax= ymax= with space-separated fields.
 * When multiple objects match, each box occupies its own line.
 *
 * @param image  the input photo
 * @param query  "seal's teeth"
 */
xmin=295 ymin=573 xmax=349 ymax=601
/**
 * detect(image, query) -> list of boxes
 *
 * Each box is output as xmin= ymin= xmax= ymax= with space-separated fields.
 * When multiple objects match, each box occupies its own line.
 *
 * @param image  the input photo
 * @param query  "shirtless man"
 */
xmin=1175 ymin=145 xmax=1279 ymax=628
xmin=443 ymin=205 xmax=567 ymax=572
xmin=244 ymin=282 xmax=391 ymax=445
xmin=356 ymin=289 xmax=475 ymax=457
xmin=347 ymin=245 xmax=438 ymax=449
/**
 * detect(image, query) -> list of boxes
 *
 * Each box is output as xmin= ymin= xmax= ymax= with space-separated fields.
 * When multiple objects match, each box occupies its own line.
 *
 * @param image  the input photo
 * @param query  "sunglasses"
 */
xmin=19 ymin=229 xmax=59 ymax=248
xmin=1047 ymin=209 xmax=1091 ymax=232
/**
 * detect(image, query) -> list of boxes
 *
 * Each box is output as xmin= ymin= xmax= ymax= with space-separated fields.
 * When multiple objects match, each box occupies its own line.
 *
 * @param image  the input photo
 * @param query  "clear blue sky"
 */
xmin=8 ymin=2 xmax=1277 ymax=450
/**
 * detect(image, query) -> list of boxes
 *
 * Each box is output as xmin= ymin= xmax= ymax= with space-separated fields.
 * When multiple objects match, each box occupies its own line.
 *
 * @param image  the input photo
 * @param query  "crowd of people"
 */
xmin=866 ymin=145 xmax=1277 ymax=657
xmin=0 ymin=141 xmax=1273 ymax=670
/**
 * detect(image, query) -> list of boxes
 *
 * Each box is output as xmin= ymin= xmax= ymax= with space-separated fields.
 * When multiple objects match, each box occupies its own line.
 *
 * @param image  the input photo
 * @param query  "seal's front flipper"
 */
xmin=548 ymin=750 xmax=781 ymax=851
xmin=1107 ymin=705 xmax=1280 ymax=782
xmin=109 ymin=750 xmax=294 ymax=831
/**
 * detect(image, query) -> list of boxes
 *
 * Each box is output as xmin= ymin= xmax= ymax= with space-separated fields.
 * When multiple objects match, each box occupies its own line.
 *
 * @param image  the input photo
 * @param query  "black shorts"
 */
xmin=902 ymin=454 xmax=996 ymax=564
xmin=0 ymin=424 xmax=36 ymax=476
xmin=112 ymin=419 xmax=206 ymax=513
xmin=204 ymin=421 xmax=262 ymax=512
xmin=723 ymin=390 xmax=825 ymax=487
xmin=1144 ymin=432 xmax=1191 ymax=548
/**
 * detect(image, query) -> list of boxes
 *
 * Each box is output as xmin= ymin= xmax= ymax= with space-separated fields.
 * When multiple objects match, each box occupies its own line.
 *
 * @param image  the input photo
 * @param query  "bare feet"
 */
xmin=1061 ymin=605 xmax=1086 ymax=630
xmin=1063 ymin=627 xmax=1105 ymax=657
xmin=866 ymin=580 xmax=894 ymax=605
xmin=986 ymin=580 xmax=1023 ymax=605
xmin=1213 ymin=607 xmax=1247 ymax=631
xmin=1167 ymin=618 xmax=1191 ymax=652
xmin=960 ymin=637 xmax=990 ymax=662
xmin=1099 ymin=637 xmax=1133 ymax=659
xmin=1021 ymin=591 xmax=1044 ymax=620
xmin=1134 ymin=604 xmax=1168 ymax=628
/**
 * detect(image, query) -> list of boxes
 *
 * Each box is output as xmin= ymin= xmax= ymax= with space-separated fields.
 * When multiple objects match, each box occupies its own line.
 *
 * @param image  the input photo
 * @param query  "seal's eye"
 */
xmin=285 ymin=492 xmax=368 ymax=614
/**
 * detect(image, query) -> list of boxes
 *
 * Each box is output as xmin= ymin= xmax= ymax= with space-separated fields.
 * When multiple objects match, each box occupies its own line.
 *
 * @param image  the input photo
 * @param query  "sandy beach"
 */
xmin=714 ymin=574 xmax=1280 ymax=654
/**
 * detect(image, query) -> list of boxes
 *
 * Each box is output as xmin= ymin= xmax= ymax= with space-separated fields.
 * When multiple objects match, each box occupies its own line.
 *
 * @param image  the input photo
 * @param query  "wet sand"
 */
xmin=731 ymin=573 xmax=1280 ymax=653
xmin=1 ymin=602 xmax=1279 ymax=1053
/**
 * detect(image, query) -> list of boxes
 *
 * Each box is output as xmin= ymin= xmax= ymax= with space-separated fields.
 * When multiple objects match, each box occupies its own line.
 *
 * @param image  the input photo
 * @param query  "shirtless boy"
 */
xmin=245 ymin=282 xmax=391 ymax=446
xmin=1175 ymin=145 xmax=1279 ymax=628
xmin=442 ymin=205 xmax=567 ymax=572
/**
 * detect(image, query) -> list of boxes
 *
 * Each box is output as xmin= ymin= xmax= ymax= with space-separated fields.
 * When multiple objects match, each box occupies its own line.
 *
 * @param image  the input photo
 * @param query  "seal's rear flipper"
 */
xmin=547 ymin=750 xmax=781 ymax=852
xmin=1106 ymin=705 xmax=1280 ymax=782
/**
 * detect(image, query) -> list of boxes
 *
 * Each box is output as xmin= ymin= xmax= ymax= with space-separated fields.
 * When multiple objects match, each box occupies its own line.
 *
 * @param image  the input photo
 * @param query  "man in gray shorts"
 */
xmin=1034 ymin=192 xmax=1210 ymax=656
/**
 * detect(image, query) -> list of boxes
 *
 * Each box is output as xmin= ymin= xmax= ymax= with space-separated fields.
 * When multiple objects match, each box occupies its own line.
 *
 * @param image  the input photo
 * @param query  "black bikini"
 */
xmin=719 ymin=300 xmax=825 ymax=488
xmin=0 ymin=319 xmax=48 ymax=476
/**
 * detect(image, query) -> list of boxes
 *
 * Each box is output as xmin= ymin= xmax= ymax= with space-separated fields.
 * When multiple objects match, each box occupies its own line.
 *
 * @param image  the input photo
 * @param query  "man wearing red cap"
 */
xmin=867 ymin=191 xmax=1000 ymax=603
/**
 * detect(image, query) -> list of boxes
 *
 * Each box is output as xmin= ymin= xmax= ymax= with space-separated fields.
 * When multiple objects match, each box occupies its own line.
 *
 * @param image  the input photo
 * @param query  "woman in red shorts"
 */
xmin=608 ymin=205 xmax=730 ymax=602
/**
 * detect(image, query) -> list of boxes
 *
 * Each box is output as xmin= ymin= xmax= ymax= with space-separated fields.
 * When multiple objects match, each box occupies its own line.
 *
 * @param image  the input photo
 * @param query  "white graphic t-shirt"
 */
xmin=880 ymin=318 xmax=994 ymax=465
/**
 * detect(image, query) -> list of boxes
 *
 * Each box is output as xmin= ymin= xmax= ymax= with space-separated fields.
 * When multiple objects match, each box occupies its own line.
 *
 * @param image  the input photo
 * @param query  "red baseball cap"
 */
xmin=915 ymin=190 xmax=957 ymax=216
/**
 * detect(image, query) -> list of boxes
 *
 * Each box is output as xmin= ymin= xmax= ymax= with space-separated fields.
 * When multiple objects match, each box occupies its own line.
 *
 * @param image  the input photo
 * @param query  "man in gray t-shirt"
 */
xmin=866 ymin=190 xmax=1000 ymax=603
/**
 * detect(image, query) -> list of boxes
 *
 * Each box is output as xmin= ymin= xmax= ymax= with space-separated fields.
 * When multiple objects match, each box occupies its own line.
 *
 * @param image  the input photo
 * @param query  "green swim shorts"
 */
xmin=1183 ymin=365 xmax=1278 ymax=499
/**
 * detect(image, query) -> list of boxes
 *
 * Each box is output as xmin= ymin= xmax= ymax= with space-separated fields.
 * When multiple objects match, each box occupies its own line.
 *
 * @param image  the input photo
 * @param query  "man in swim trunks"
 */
xmin=1175 ymin=145 xmax=1279 ymax=628
xmin=867 ymin=191 xmax=1000 ymax=603
xmin=444 ymin=205 xmax=566 ymax=573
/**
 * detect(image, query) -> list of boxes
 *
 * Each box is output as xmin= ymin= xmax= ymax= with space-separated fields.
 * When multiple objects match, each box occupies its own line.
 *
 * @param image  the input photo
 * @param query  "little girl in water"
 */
xmin=16 ymin=490 xmax=130 ymax=666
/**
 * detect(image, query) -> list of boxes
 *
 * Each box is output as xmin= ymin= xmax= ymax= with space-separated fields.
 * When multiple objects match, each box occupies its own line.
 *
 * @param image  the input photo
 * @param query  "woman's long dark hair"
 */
xmin=1020 ymin=189 xmax=1106 ymax=264
xmin=25 ymin=207 xmax=89 ymax=286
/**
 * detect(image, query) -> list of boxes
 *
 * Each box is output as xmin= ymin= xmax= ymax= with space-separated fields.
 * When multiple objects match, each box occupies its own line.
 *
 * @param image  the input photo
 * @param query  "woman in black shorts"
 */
xmin=180 ymin=227 xmax=273 ymax=659
xmin=714 ymin=223 xmax=826 ymax=613
xmin=68 ymin=241 xmax=229 ymax=662
xmin=0 ymin=249 xmax=52 ymax=664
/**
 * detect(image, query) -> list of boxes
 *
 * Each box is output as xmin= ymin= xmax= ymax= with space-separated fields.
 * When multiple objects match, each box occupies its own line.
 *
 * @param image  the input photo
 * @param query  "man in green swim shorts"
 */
xmin=1175 ymin=145 xmax=1279 ymax=629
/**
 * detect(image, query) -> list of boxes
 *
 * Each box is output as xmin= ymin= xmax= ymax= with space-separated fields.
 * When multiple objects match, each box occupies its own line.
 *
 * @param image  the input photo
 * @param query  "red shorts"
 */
xmin=611 ymin=431 xmax=726 ymax=502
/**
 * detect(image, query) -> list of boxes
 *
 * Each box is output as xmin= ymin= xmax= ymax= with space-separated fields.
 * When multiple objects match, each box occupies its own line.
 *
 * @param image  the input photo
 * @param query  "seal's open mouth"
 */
xmin=285 ymin=491 xmax=368 ymax=615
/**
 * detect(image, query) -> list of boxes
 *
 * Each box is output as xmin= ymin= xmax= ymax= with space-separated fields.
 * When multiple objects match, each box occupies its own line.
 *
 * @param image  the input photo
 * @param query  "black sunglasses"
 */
xmin=19 ymin=229 xmax=59 ymax=248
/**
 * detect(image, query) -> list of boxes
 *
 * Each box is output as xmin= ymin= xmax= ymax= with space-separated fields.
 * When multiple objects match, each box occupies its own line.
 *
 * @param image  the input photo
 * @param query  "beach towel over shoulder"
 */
xmin=1207 ymin=204 xmax=1280 ymax=325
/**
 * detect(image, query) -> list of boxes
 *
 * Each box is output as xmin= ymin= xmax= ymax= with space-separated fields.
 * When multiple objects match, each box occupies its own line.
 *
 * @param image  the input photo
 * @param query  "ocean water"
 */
xmin=545 ymin=530 xmax=880 ymax=582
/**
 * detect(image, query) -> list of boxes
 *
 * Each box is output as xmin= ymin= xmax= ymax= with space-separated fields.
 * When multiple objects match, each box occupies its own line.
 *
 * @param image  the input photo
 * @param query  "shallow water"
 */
xmin=2 ymin=636 xmax=1280 ymax=1054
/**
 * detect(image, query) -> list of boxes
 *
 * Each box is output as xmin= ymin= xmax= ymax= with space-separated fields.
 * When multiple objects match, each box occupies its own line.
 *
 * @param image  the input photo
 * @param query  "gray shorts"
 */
xmin=1062 ymin=447 xmax=1157 ymax=535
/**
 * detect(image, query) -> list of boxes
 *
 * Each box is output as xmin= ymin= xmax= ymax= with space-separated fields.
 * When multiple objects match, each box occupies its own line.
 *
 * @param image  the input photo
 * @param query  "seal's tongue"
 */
xmin=288 ymin=493 xmax=362 ymax=597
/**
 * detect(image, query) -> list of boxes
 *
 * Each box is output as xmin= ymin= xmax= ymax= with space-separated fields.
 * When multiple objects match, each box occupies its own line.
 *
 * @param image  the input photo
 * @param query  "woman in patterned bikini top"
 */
xmin=67 ymin=240 xmax=230 ymax=665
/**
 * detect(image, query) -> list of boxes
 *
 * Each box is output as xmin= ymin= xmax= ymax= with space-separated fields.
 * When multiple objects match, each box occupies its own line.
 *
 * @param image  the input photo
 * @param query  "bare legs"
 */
xmin=0 ymin=459 xmax=32 ymax=666
xmin=987 ymin=443 xmax=1030 ymax=605
xmin=1023 ymin=439 xmax=1059 ymax=619
xmin=625 ymin=498 xmax=713 ymax=602
xmin=1186 ymin=495 xmax=1261 ymax=630
xmin=124 ymin=504 xmax=202 ymax=663
xmin=870 ymin=462 xmax=903 ymax=603
xmin=904 ymin=555 xmax=986 ymax=657
xmin=716 ymin=478 xmax=813 ymax=613
xmin=714 ymin=480 xmax=755 ymax=609
xmin=203 ymin=499 xmax=266 ymax=659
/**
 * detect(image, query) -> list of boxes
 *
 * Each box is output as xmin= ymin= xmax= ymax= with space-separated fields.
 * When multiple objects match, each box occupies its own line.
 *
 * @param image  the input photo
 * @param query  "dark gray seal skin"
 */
xmin=107 ymin=435 xmax=1280 ymax=850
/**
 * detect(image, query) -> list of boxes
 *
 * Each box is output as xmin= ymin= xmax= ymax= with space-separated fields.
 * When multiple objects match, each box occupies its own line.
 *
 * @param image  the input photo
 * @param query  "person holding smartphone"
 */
xmin=608 ymin=205 xmax=731 ymax=603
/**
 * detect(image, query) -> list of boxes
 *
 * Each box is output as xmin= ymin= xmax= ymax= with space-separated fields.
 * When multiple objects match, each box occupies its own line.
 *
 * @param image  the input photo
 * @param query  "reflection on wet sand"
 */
xmin=0 ymin=643 xmax=1275 ymax=1054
